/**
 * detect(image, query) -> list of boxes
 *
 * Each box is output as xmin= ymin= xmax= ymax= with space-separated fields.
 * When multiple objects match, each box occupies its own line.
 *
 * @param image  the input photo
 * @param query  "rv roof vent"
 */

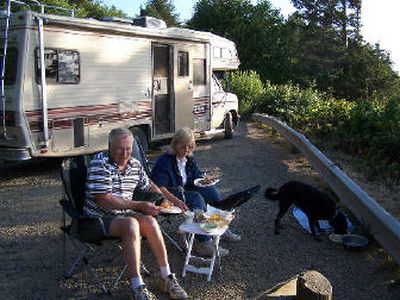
xmin=101 ymin=16 xmax=133 ymax=24
xmin=133 ymin=16 xmax=167 ymax=29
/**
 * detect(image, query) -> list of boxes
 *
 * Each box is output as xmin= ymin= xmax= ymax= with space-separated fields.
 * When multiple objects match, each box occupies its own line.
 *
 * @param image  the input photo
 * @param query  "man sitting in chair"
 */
xmin=83 ymin=127 xmax=188 ymax=300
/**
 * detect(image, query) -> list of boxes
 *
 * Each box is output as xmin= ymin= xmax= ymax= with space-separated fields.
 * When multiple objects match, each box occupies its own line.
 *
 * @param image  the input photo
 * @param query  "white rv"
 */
xmin=0 ymin=1 xmax=240 ymax=161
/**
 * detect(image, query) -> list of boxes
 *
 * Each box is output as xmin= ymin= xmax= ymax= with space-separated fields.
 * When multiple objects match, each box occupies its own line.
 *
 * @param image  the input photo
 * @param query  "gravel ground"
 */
xmin=0 ymin=122 xmax=399 ymax=299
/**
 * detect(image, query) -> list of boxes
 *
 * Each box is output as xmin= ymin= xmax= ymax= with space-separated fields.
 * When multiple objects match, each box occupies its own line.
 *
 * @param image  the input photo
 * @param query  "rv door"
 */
xmin=152 ymin=43 xmax=174 ymax=136
xmin=174 ymin=46 xmax=194 ymax=130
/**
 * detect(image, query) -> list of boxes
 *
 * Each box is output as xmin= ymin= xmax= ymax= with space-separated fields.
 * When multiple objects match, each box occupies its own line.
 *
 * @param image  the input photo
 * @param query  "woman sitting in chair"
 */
xmin=150 ymin=127 xmax=241 ymax=257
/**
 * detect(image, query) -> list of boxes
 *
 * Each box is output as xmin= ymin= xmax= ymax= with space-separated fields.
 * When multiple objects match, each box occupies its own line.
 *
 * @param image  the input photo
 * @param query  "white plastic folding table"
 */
xmin=179 ymin=222 xmax=228 ymax=282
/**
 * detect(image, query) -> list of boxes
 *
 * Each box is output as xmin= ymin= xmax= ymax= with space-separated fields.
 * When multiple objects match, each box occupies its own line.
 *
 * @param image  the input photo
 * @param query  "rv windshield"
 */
xmin=1 ymin=48 xmax=18 ymax=85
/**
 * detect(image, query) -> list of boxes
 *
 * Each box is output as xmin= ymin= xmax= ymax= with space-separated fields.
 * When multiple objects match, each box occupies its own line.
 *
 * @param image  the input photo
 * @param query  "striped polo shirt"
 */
xmin=84 ymin=152 xmax=151 ymax=218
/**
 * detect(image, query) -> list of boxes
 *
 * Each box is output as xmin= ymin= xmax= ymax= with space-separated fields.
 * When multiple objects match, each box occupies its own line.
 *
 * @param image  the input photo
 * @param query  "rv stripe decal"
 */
xmin=193 ymin=97 xmax=209 ymax=118
xmin=26 ymin=102 xmax=152 ymax=132
xmin=212 ymin=100 xmax=237 ymax=105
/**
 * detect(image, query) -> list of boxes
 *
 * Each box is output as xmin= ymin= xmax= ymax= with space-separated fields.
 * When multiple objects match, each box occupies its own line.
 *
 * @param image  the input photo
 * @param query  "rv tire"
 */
xmin=224 ymin=112 xmax=233 ymax=139
xmin=130 ymin=127 xmax=148 ymax=153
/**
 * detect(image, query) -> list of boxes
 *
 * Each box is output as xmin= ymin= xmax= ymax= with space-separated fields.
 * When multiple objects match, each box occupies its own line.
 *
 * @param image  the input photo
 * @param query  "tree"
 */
xmin=188 ymin=0 xmax=290 ymax=83
xmin=287 ymin=0 xmax=399 ymax=101
xmin=27 ymin=0 xmax=127 ymax=19
xmin=291 ymin=0 xmax=362 ymax=46
xmin=140 ymin=0 xmax=179 ymax=27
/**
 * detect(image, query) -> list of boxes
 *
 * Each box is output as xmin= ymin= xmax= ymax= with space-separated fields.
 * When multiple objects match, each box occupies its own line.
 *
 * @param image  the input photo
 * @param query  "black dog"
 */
xmin=265 ymin=181 xmax=348 ymax=240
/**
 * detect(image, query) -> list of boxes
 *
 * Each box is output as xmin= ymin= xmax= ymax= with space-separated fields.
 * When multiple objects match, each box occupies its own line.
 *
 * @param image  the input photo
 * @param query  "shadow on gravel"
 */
xmin=0 ymin=123 xmax=399 ymax=300
xmin=0 ymin=158 xmax=62 ymax=180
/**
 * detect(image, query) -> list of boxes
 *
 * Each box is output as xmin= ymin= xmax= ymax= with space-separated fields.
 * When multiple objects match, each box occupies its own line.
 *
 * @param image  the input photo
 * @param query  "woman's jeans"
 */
xmin=171 ymin=185 xmax=222 ymax=242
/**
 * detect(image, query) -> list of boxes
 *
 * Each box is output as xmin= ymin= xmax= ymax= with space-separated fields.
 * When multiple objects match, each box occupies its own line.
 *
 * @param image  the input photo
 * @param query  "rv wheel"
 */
xmin=224 ymin=112 xmax=233 ymax=139
xmin=130 ymin=127 xmax=148 ymax=153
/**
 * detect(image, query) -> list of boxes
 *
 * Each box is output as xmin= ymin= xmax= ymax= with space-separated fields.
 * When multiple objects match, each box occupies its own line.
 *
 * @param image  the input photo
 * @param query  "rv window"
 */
xmin=1 ymin=48 xmax=18 ymax=85
xmin=221 ymin=48 xmax=230 ymax=59
xmin=178 ymin=51 xmax=189 ymax=77
xmin=58 ymin=50 xmax=80 ymax=83
xmin=213 ymin=46 xmax=221 ymax=58
xmin=154 ymin=46 xmax=169 ymax=77
xmin=193 ymin=59 xmax=206 ymax=86
xmin=36 ymin=48 xmax=80 ymax=84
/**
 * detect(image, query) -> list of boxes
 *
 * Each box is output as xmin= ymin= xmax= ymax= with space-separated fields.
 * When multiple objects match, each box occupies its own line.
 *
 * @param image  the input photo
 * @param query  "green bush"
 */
xmin=224 ymin=70 xmax=264 ymax=118
xmin=226 ymin=69 xmax=399 ymax=180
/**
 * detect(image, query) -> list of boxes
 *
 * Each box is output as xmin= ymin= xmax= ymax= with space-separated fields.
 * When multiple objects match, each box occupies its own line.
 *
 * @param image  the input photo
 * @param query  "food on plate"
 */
xmin=159 ymin=201 xmax=182 ymax=214
xmin=193 ymin=210 xmax=207 ymax=223
xmin=200 ymin=223 xmax=219 ymax=232
xmin=160 ymin=200 xmax=173 ymax=209
xmin=206 ymin=213 xmax=231 ymax=227
xmin=203 ymin=175 xmax=215 ymax=184
xmin=207 ymin=213 xmax=225 ymax=223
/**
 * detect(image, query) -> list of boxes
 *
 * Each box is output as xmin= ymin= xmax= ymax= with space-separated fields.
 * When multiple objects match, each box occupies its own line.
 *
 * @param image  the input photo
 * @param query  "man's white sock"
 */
xmin=160 ymin=264 xmax=171 ymax=280
xmin=131 ymin=276 xmax=145 ymax=289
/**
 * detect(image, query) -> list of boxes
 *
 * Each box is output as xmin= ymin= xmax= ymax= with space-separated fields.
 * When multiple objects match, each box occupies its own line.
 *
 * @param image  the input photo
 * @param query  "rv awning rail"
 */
xmin=29 ymin=12 xmax=210 ymax=44
xmin=9 ymin=0 xmax=75 ymax=17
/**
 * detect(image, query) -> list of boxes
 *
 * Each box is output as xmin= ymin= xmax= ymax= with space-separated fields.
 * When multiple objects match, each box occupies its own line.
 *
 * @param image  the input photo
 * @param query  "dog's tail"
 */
xmin=264 ymin=188 xmax=280 ymax=201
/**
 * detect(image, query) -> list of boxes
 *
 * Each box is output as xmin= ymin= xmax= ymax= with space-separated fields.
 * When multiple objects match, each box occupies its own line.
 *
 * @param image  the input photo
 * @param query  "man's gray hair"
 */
xmin=108 ymin=127 xmax=133 ymax=144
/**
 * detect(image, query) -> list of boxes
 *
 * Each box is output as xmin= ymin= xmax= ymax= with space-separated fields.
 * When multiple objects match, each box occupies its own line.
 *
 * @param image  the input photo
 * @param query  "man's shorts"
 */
xmin=101 ymin=215 xmax=116 ymax=237
xmin=101 ymin=211 xmax=143 ymax=237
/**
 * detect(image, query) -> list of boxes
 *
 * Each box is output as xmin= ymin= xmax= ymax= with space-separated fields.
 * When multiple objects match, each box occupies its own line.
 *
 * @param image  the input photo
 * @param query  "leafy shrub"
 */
xmin=226 ymin=69 xmax=399 ymax=180
xmin=224 ymin=70 xmax=264 ymax=118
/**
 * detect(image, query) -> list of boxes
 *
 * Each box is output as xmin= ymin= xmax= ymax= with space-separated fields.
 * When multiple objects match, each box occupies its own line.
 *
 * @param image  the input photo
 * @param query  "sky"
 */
xmin=102 ymin=0 xmax=400 ymax=72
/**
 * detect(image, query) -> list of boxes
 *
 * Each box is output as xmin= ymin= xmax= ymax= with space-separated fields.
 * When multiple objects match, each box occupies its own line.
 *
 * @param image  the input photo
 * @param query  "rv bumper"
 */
xmin=0 ymin=147 xmax=32 ymax=161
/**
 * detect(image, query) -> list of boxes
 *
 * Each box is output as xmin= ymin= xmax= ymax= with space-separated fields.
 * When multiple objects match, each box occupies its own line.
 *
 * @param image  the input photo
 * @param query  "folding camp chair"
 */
xmin=131 ymin=133 xmax=184 ymax=253
xmin=59 ymin=155 xmax=150 ymax=295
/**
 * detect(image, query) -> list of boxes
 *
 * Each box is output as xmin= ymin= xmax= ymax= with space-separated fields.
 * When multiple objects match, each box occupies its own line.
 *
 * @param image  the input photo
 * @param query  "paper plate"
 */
xmin=160 ymin=206 xmax=182 ymax=214
xmin=194 ymin=177 xmax=220 ymax=187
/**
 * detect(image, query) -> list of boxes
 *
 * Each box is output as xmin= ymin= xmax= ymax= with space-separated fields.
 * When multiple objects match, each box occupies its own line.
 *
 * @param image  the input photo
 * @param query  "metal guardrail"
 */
xmin=253 ymin=113 xmax=400 ymax=265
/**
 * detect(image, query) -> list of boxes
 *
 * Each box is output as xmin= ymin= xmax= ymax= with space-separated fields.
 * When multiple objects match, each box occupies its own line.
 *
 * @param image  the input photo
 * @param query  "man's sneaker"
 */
xmin=222 ymin=228 xmax=241 ymax=242
xmin=132 ymin=285 xmax=157 ymax=300
xmin=192 ymin=240 xmax=229 ymax=257
xmin=158 ymin=273 xmax=188 ymax=299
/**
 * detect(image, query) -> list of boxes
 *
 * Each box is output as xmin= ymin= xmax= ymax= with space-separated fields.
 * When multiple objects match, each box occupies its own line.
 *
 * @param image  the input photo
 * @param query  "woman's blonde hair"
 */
xmin=170 ymin=127 xmax=196 ymax=155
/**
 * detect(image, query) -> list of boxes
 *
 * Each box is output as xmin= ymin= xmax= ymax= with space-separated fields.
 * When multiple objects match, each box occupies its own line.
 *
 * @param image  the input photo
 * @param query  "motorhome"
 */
xmin=0 ymin=0 xmax=240 ymax=161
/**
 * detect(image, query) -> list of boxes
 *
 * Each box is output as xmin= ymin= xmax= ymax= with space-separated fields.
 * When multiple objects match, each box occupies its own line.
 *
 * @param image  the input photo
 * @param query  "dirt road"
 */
xmin=0 ymin=122 xmax=398 ymax=299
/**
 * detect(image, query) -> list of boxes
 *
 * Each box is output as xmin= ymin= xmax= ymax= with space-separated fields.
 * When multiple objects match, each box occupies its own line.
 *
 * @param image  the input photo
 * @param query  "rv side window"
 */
xmin=36 ymin=48 xmax=80 ymax=84
xmin=178 ymin=51 xmax=189 ymax=77
xmin=1 ymin=47 xmax=18 ymax=85
xmin=193 ymin=59 xmax=206 ymax=86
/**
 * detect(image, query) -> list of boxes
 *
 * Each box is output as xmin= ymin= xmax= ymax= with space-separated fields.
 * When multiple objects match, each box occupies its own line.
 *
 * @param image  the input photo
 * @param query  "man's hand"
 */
xmin=158 ymin=186 xmax=189 ymax=212
xmin=136 ymin=201 xmax=162 ymax=216
xmin=172 ymin=199 xmax=189 ymax=212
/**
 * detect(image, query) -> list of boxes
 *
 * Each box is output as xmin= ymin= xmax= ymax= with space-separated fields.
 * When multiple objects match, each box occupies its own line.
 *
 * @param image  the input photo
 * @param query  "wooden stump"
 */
xmin=296 ymin=270 xmax=332 ymax=300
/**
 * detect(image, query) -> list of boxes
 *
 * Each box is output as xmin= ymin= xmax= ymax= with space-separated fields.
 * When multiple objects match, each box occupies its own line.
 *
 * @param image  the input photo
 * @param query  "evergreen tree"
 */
xmin=140 ymin=0 xmax=179 ymax=27
xmin=288 ymin=0 xmax=399 ymax=100
xmin=188 ymin=0 xmax=290 ymax=83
